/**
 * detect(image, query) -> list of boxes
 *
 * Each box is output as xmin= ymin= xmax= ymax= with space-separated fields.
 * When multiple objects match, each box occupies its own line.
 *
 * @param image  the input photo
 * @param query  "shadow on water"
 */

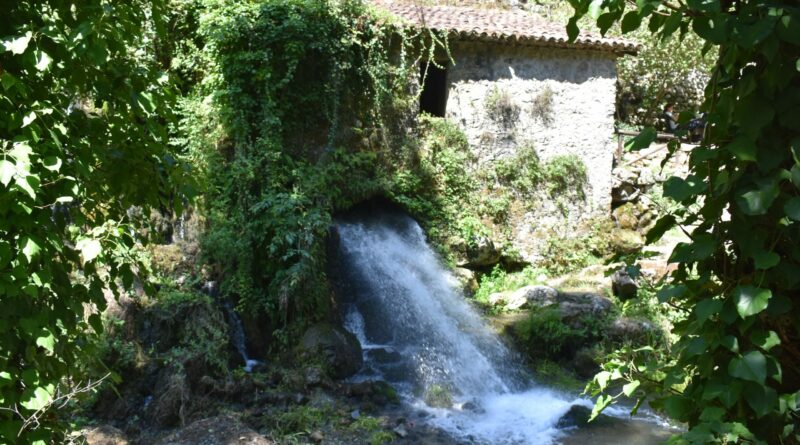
xmin=328 ymin=200 xmax=677 ymax=444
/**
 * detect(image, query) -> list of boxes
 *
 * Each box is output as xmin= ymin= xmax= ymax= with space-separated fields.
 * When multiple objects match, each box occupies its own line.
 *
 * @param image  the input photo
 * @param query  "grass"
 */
xmin=473 ymin=265 xmax=550 ymax=306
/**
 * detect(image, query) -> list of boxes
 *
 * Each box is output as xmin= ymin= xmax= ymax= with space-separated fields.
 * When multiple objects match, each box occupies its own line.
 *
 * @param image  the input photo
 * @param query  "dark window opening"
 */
xmin=420 ymin=62 xmax=448 ymax=117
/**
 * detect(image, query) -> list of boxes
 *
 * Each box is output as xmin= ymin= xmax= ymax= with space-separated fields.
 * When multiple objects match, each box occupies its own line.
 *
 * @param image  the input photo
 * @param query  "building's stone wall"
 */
xmin=444 ymin=42 xmax=618 ymax=261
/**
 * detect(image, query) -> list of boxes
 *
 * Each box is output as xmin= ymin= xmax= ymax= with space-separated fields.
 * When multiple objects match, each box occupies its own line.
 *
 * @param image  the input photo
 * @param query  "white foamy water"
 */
xmin=330 ymin=209 xmax=672 ymax=444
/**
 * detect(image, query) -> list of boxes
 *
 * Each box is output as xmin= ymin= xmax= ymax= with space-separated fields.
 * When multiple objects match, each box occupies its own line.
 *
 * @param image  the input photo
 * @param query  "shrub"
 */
xmin=530 ymin=86 xmax=555 ymax=126
xmin=484 ymin=86 xmax=521 ymax=127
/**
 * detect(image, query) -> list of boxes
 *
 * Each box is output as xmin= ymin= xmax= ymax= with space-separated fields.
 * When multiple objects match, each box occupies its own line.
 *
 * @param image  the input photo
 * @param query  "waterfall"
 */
xmin=222 ymin=302 xmax=261 ymax=373
xmin=330 ymin=208 xmax=673 ymax=444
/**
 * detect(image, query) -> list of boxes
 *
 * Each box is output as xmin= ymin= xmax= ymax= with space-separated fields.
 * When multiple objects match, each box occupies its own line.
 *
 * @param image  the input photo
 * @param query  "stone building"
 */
xmin=375 ymin=1 xmax=639 ymax=261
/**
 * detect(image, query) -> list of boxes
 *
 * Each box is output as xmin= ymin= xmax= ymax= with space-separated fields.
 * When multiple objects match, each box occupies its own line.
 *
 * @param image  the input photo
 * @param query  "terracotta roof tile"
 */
xmin=371 ymin=1 xmax=639 ymax=54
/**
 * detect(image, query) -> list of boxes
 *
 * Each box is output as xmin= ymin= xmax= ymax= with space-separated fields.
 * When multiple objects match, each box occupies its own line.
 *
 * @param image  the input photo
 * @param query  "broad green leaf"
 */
xmin=694 ymin=298 xmax=722 ymax=320
xmin=35 ymin=331 xmax=55 ymax=353
xmin=20 ymin=385 xmax=53 ymax=411
xmin=588 ymin=0 xmax=604 ymax=20
xmin=736 ymin=178 xmax=780 ymax=216
xmin=22 ymin=111 xmax=36 ymax=128
xmin=0 ymin=160 xmax=15 ymax=186
xmin=622 ymin=380 xmax=640 ymax=397
xmin=35 ymin=51 xmax=52 ymax=71
xmin=42 ymin=156 xmax=61 ymax=172
xmin=589 ymin=394 xmax=613 ymax=421
xmin=686 ymin=0 xmax=721 ymax=13
xmin=3 ymin=31 xmax=32 ymax=55
xmin=21 ymin=237 xmax=41 ymax=262
xmin=752 ymin=250 xmax=779 ymax=269
xmin=663 ymin=395 xmax=693 ymax=421
xmin=663 ymin=175 xmax=705 ymax=202
xmin=733 ymin=285 xmax=771 ymax=318
xmin=658 ymin=284 xmax=687 ymax=303
xmin=646 ymin=214 xmax=676 ymax=244
xmin=720 ymin=335 xmax=739 ymax=353
xmin=596 ymin=370 xmax=612 ymax=391
xmin=743 ymin=383 xmax=777 ymax=418
xmin=728 ymin=351 xmax=767 ymax=385
xmin=784 ymin=197 xmax=800 ymax=221
xmin=751 ymin=330 xmax=780 ymax=351
xmin=621 ymin=11 xmax=642 ymax=34
xmin=77 ymin=239 xmax=102 ymax=263
xmin=725 ymin=137 xmax=757 ymax=161
xmin=625 ymin=127 xmax=656 ymax=151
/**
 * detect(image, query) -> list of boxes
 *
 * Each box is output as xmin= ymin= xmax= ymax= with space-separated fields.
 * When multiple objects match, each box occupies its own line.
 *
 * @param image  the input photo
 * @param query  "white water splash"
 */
xmin=332 ymin=211 xmax=673 ymax=444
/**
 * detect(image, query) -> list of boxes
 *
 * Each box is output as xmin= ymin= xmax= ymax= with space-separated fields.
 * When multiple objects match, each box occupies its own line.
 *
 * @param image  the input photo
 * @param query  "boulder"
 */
xmin=556 ymin=404 xmax=615 ymax=429
xmin=463 ymin=236 xmax=501 ymax=268
xmin=299 ymin=323 xmax=363 ymax=379
xmin=611 ymin=269 xmax=638 ymax=301
xmin=488 ymin=285 xmax=558 ymax=310
xmin=607 ymin=318 xmax=658 ymax=343
xmin=556 ymin=292 xmax=613 ymax=323
xmin=154 ymin=415 xmax=272 ymax=445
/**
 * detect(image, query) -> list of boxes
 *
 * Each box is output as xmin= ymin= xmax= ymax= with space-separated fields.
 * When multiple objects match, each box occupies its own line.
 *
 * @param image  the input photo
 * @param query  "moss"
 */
xmin=423 ymin=384 xmax=453 ymax=408
xmin=484 ymin=86 xmax=520 ymax=127
xmin=370 ymin=431 xmax=395 ymax=445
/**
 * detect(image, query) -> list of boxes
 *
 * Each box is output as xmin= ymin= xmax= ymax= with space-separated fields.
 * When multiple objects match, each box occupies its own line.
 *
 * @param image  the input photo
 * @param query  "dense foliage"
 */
xmin=0 ymin=1 xmax=189 ymax=443
xmin=568 ymin=0 xmax=800 ymax=442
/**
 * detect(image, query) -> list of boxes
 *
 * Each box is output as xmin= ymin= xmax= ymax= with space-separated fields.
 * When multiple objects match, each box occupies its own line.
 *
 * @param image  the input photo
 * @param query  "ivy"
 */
xmin=570 ymin=0 xmax=800 ymax=441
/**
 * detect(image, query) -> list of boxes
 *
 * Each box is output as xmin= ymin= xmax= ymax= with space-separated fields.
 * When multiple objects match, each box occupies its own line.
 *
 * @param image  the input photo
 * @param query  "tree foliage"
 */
xmin=0 ymin=1 xmax=189 ymax=442
xmin=568 ymin=0 xmax=800 ymax=442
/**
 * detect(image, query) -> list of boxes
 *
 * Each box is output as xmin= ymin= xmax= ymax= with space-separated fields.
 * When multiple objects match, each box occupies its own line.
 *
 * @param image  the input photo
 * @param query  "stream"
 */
xmin=329 ymin=206 xmax=676 ymax=444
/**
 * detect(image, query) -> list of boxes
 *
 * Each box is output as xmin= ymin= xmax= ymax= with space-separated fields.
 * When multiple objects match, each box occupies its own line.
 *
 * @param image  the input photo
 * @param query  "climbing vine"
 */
xmin=568 ymin=0 xmax=800 ymax=442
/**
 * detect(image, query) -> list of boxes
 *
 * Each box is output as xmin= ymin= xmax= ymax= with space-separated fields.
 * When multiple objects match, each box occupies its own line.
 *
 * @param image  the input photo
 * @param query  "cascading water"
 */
xmin=330 ymin=207 xmax=673 ymax=444
xmin=222 ymin=302 xmax=261 ymax=373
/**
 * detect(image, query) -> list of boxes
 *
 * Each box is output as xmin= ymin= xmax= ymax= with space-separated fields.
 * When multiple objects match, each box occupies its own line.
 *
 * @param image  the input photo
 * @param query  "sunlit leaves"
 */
xmin=729 ymin=351 xmax=767 ymax=385
xmin=733 ymin=285 xmax=771 ymax=318
xmin=3 ymin=32 xmax=32 ymax=55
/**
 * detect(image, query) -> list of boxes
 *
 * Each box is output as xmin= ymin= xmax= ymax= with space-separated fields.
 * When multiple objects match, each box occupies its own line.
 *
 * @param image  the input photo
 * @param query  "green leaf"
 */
xmin=752 ymin=250 xmax=780 ymax=269
xmin=733 ymin=285 xmax=771 ymax=318
xmin=22 ymin=111 xmax=36 ymax=128
xmin=621 ymin=11 xmax=642 ymax=34
xmin=736 ymin=178 xmax=780 ymax=216
xmin=35 ymin=51 xmax=52 ymax=71
xmin=720 ymin=335 xmax=739 ymax=353
xmin=663 ymin=175 xmax=705 ymax=202
xmin=35 ymin=331 xmax=55 ymax=353
xmin=595 ymin=370 xmax=612 ymax=390
xmin=694 ymin=298 xmax=722 ymax=320
xmin=728 ymin=351 xmax=767 ymax=385
xmin=589 ymin=394 xmax=613 ymax=421
xmin=625 ymin=127 xmax=656 ymax=151
xmin=784 ymin=197 xmax=800 ymax=221
xmin=752 ymin=330 xmax=780 ymax=351
xmin=21 ymin=237 xmax=41 ymax=262
xmin=663 ymin=395 xmax=693 ymax=421
xmin=743 ymin=382 xmax=777 ymax=418
xmin=20 ymin=385 xmax=53 ymax=411
xmin=686 ymin=0 xmax=720 ymax=13
xmin=3 ymin=31 xmax=32 ymax=55
xmin=77 ymin=239 xmax=102 ymax=264
xmin=658 ymin=284 xmax=687 ymax=303
xmin=725 ymin=137 xmax=757 ymax=162
xmin=622 ymin=380 xmax=640 ymax=397
xmin=645 ymin=214 xmax=676 ymax=244
xmin=0 ymin=160 xmax=15 ymax=186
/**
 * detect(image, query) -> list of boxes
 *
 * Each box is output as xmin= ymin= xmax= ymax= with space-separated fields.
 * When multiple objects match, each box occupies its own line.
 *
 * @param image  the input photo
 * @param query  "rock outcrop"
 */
xmin=299 ymin=323 xmax=363 ymax=379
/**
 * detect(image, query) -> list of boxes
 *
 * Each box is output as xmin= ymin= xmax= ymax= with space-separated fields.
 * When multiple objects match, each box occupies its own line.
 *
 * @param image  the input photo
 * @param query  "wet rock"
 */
xmin=453 ymin=267 xmax=479 ymax=295
xmin=611 ymin=269 xmax=638 ymax=301
xmin=304 ymin=366 xmax=324 ymax=387
xmin=608 ymin=229 xmax=645 ymax=255
xmin=154 ymin=414 xmax=272 ymax=445
xmin=299 ymin=322 xmax=363 ymax=379
xmin=394 ymin=425 xmax=409 ymax=438
xmin=82 ymin=425 xmax=129 ymax=445
xmin=347 ymin=380 xmax=399 ymax=405
xmin=310 ymin=431 xmax=324 ymax=443
xmin=556 ymin=404 xmax=592 ymax=428
xmin=570 ymin=347 xmax=599 ymax=379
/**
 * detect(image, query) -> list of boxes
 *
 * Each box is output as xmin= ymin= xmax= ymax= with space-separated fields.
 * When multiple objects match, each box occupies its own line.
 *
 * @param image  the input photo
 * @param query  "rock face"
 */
xmin=611 ymin=268 xmax=638 ymax=300
xmin=299 ymin=323 xmax=363 ymax=379
xmin=463 ymin=236 xmax=501 ymax=268
xmin=154 ymin=415 xmax=272 ymax=445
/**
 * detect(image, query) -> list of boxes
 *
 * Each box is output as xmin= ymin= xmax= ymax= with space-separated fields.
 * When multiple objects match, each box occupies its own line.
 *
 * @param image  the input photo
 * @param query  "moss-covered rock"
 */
xmin=299 ymin=323 xmax=363 ymax=379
